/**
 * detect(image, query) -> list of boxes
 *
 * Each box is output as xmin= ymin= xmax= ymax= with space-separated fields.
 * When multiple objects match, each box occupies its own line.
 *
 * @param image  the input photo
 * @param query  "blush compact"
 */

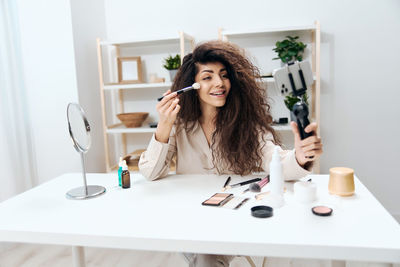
xmin=312 ymin=206 xmax=333 ymax=216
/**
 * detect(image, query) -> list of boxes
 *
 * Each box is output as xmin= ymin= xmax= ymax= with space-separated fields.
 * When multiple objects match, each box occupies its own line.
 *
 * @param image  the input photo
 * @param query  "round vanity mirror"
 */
xmin=66 ymin=103 xmax=106 ymax=200
xmin=67 ymin=103 xmax=91 ymax=153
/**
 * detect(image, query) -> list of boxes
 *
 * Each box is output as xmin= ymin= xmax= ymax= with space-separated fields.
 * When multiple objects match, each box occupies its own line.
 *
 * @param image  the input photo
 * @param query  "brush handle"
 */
xmin=234 ymin=198 xmax=250 ymax=209
xmin=239 ymin=178 xmax=262 ymax=186
xmin=258 ymin=176 xmax=270 ymax=187
xmin=223 ymin=176 xmax=231 ymax=188
xmin=249 ymin=176 xmax=270 ymax=192
xmin=157 ymin=86 xmax=193 ymax=101
xmin=231 ymin=178 xmax=261 ymax=188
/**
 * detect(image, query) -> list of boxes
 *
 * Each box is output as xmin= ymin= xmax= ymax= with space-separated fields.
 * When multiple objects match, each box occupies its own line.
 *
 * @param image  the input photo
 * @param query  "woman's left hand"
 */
xmin=291 ymin=121 xmax=323 ymax=167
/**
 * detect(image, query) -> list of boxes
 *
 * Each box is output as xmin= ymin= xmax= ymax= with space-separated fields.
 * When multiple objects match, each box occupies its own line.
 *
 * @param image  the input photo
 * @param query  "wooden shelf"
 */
xmin=107 ymin=125 xmax=156 ymax=134
xmin=272 ymin=124 xmax=292 ymax=131
xmin=107 ymin=124 xmax=290 ymax=134
xmin=103 ymin=82 xmax=172 ymax=91
xmin=100 ymin=33 xmax=195 ymax=48
xmin=221 ymin=25 xmax=316 ymax=38
xmin=100 ymin=36 xmax=180 ymax=47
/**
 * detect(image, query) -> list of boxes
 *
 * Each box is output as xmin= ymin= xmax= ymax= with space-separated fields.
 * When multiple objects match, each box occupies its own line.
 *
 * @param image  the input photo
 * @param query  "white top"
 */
xmin=0 ymin=173 xmax=399 ymax=263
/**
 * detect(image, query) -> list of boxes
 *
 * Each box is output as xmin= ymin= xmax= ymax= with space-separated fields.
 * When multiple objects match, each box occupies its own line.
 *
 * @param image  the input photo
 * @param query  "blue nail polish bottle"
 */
xmin=118 ymin=157 xmax=123 ymax=187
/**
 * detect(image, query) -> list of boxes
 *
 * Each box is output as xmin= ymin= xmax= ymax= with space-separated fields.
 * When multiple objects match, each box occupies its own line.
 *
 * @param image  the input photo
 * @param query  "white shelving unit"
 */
xmin=96 ymin=32 xmax=195 ymax=172
xmin=219 ymin=21 xmax=321 ymax=172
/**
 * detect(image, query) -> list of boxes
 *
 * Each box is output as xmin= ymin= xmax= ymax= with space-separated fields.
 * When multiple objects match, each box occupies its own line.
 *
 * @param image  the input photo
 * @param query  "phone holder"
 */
xmin=273 ymin=61 xmax=314 ymax=139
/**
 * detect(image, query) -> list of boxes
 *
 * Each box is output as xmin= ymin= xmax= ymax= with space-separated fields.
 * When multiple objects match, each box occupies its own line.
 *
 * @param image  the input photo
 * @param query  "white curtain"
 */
xmin=0 ymin=0 xmax=37 ymax=201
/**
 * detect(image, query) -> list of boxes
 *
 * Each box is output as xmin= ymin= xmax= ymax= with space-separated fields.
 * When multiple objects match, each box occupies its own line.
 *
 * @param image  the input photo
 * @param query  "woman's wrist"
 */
xmin=295 ymin=150 xmax=306 ymax=167
xmin=155 ymin=121 xmax=173 ymax=143
xmin=295 ymin=150 xmax=313 ymax=171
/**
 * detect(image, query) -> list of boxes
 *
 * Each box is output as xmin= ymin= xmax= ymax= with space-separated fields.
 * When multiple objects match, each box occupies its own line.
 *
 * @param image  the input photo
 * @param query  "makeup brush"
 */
xmin=242 ymin=175 xmax=270 ymax=194
xmin=157 ymin=83 xmax=200 ymax=101
xmin=223 ymin=178 xmax=262 ymax=191
xmin=222 ymin=176 xmax=231 ymax=191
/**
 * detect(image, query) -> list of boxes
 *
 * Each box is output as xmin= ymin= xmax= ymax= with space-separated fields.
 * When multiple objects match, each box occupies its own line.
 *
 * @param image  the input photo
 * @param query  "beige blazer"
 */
xmin=139 ymin=121 xmax=310 ymax=180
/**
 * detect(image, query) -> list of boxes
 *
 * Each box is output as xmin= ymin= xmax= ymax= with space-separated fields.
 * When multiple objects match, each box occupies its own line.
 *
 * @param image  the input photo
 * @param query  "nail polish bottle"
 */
xmin=121 ymin=161 xmax=130 ymax=189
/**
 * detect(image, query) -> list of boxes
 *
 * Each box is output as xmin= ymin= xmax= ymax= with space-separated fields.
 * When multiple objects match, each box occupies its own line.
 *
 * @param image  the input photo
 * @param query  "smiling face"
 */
xmin=194 ymin=62 xmax=231 ymax=113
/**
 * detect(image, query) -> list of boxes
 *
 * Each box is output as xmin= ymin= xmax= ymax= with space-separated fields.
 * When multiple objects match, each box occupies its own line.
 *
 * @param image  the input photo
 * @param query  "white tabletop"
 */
xmin=0 ymin=173 xmax=399 ymax=263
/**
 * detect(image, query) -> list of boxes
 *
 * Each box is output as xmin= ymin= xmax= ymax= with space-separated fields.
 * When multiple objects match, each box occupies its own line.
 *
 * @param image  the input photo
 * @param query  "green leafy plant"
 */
xmin=284 ymin=92 xmax=309 ymax=111
xmin=272 ymin=36 xmax=307 ymax=63
xmin=163 ymin=54 xmax=181 ymax=70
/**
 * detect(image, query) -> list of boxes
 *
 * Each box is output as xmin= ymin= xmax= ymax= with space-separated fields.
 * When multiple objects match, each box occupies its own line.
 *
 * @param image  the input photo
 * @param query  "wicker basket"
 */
xmin=117 ymin=112 xmax=149 ymax=128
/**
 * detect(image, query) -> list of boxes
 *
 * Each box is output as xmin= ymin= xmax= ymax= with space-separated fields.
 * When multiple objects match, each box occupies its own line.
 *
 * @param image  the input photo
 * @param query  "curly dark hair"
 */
xmin=171 ymin=40 xmax=281 ymax=175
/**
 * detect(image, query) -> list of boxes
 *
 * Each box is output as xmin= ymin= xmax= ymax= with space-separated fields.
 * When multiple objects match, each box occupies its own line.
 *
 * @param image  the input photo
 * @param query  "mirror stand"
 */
xmin=66 ymin=152 xmax=106 ymax=200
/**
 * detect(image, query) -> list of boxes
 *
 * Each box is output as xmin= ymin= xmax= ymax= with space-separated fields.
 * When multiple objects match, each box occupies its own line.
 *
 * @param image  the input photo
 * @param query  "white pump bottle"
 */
xmin=267 ymin=146 xmax=285 ymax=208
xmin=270 ymin=146 xmax=283 ymax=195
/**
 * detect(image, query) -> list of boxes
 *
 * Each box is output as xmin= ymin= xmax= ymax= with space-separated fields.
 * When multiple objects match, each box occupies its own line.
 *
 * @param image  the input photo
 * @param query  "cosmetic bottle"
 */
xmin=270 ymin=146 xmax=283 ymax=194
xmin=121 ymin=161 xmax=130 ymax=189
xmin=267 ymin=146 xmax=284 ymax=208
xmin=118 ymin=157 xmax=123 ymax=187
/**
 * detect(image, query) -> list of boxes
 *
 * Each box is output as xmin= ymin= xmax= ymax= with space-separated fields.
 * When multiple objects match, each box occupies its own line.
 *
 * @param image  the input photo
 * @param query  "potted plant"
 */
xmin=272 ymin=36 xmax=307 ymax=64
xmin=284 ymin=92 xmax=308 ymax=111
xmin=273 ymin=36 xmax=308 ymax=112
xmin=163 ymin=54 xmax=181 ymax=81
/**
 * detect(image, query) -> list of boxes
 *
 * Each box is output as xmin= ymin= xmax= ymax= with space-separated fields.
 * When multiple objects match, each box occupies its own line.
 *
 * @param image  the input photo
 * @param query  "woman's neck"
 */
xmin=199 ymin=104 xmax=217 ymax=126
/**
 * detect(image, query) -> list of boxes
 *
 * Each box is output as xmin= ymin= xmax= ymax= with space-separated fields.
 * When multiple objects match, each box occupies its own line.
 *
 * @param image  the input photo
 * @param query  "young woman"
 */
xmin=139 ymin=40 xmax=322 ymax=267
xmin=139 ymin=40 xmax=322 ymax=181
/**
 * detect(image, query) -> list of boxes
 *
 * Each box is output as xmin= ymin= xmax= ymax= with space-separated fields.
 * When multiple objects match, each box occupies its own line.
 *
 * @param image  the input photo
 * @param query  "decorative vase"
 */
xmin=168 ymin=69 xmax=178 ymax=82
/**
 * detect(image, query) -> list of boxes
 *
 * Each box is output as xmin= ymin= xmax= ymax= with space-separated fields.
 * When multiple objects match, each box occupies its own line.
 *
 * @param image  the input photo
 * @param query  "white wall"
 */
xmin=101 ymin=0 xmax=400 ymax=218
xmin=70 ymin=0 xmax=107 ymax=172
xmin=16 ymin=0 xmax=81 ymax=184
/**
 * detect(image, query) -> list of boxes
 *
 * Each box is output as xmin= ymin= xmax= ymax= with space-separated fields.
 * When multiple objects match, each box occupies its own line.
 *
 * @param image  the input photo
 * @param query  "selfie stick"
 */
xmin=287 ymin=63 xmax=313 ymax=140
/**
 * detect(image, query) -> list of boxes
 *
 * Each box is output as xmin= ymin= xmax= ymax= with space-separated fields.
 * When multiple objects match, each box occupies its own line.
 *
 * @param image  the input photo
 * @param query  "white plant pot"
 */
xmin=169 ymin=69 xmax=178 ymax=82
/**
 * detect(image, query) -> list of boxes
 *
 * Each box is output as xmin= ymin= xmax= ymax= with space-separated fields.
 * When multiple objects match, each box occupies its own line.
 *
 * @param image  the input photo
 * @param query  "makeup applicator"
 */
xmin=157 ymin=83 xmax=200 ymax=101
xmin=242 ymin=175 xmax=270 ymax=194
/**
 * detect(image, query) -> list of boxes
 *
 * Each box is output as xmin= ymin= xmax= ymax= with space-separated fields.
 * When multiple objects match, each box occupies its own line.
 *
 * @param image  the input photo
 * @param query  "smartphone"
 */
xmin=202 ymin=193 xmax=234 ymax=206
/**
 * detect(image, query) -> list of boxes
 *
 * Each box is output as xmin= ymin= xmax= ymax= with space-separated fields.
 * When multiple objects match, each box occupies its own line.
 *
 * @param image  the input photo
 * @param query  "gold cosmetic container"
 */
xmin=328 ymin=167 xmax=355 ymax=196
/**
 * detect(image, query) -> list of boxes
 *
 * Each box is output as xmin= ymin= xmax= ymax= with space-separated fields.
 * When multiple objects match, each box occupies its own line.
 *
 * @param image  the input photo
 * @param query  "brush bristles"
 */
xmin=222 ymin=186 xmax=231 ymax=192
xmin=192 ymin=83 xmax=200 ymax=89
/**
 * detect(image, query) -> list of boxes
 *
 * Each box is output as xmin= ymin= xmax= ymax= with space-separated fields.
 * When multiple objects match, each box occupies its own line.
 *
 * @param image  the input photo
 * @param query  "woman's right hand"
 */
xmin=155 ymin=90 xmax=180 ymax=143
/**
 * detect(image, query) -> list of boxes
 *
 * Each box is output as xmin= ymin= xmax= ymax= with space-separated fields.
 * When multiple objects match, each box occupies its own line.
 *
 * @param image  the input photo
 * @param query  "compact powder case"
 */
xmin=312 ymin=206 xmax=333 ymax=216
xmin=251 ymin=205 xmax=273 ymax=218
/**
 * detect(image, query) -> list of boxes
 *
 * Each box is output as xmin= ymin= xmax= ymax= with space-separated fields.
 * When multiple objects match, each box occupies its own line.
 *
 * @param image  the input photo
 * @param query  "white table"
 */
xmin=0 ymin=173 xmax=399 ymax=266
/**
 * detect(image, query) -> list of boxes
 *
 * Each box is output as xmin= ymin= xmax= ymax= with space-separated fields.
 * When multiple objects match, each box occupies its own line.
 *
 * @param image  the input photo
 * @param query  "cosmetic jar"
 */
xmin=294 ymin=181 xmax=317 ymax=203
xmin=251 ymin=206 xmax=273 ymax=218
xmin=328 ymin=167 xmax=355 ymax=196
